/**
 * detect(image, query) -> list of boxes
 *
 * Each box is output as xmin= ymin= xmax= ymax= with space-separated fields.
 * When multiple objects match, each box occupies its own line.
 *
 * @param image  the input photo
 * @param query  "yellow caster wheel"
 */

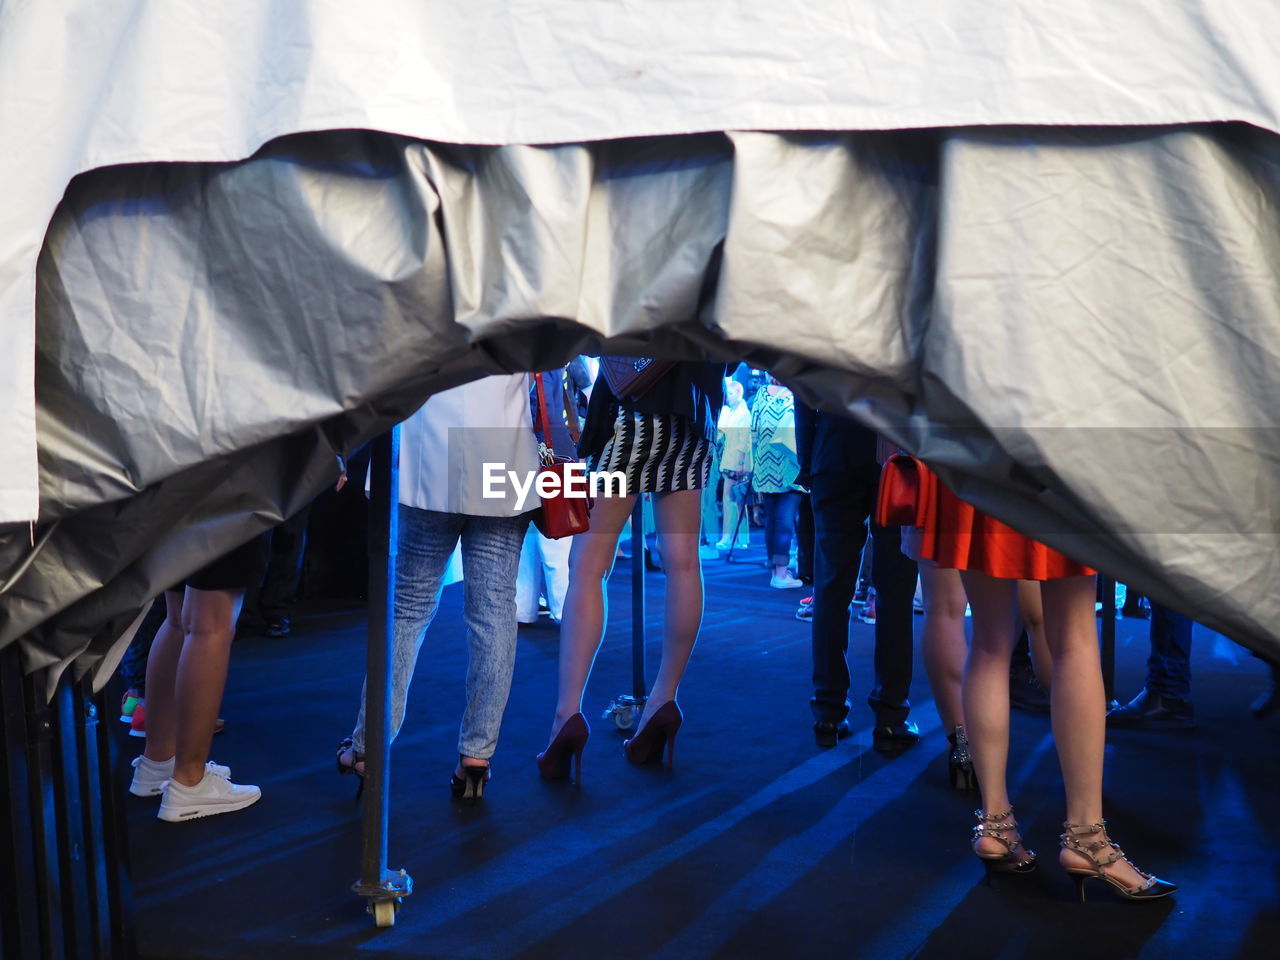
xmin=371 ymin=899 xmax=398 ymax=928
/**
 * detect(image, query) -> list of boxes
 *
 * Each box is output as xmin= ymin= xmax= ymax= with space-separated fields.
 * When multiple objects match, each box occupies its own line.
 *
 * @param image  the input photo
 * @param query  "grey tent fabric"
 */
xmin=2 ymin=123 xmax=1278 ymax=694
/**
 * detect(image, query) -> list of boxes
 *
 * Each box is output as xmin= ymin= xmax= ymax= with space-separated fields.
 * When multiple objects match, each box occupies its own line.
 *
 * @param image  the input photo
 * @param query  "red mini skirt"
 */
xmin=917 ymin=473 xmax=1094 ymax=581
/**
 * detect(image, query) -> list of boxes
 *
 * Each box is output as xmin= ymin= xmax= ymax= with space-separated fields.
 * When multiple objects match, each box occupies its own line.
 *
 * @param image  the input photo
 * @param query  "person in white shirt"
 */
xmin=336 ymin=374 xmax=539 ymax=801
xmin=714 ymin=379 xmax=752 ymax=550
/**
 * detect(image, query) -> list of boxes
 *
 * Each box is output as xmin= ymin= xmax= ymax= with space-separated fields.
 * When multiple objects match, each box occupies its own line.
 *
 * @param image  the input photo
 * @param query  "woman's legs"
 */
xmin=765 ymin=490 xmax=800 ymax=577
xmin=920 ymin=565 xmax=968 ymax=730
xmin=142 ymin=591 xmax=188 ymax=765
xmin=456 ymin=514 xmax=530 ymax=767
xmin=349 ymin=507 xmax=459 ymax=759
xmin=1040 ymin=575 xmax=1151 ymax=887
xmin=1017 ymin=579 xmax=1054 ymax=691
xmin=171 ymin=587 xmax=244 ymax=786
xmin=959 ymin=570 xmax=1021 ymax=855
xmin=641 ymin=488 xmax=705 ymax=728
xmin=551 ymin=491 xmax=638 ymax=736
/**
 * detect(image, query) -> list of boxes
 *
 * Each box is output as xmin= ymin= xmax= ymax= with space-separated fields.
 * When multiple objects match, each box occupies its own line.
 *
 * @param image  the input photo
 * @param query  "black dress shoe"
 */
xmin=1009 ymin=664 xmax=1050 ymax=714
xmin=1107 ymin=689 xmax=1195 ymax=729
xmin=813 ymin=720 xmax=851 ymax=749
xmin=872 ymin=721 xmax=921 ymax=752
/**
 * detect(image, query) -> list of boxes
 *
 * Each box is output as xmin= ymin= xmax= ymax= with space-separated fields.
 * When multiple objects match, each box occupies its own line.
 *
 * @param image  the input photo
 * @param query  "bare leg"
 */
xmin=920 ymin=565 xmax=968 ymax=730
xmin=142 ymin=591 xmax=186 ymax=763
xmin=1017 ymin=579 xmax=1054 ymax=691
xmin=171 ymin=586 xmax=243 ymax=786
xmin=551 ymin=492 xmax=637 ymax=737
xmin=960 ymin=570 xmax=1021 ymax=857
xmin=640 ymin=488 xmax=705 ymax=729
xmin=1039 ymin=576 xmax=1149 ymax=888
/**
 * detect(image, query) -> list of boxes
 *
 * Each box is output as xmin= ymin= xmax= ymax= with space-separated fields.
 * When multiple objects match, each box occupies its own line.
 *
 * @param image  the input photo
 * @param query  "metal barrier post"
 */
xmin=353 ymin=428 xmax=412 ymax=927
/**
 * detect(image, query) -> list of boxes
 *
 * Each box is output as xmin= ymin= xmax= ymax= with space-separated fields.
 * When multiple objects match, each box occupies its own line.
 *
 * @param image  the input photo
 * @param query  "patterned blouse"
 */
xmin=750 ymin=386 xmax=800 ymax=494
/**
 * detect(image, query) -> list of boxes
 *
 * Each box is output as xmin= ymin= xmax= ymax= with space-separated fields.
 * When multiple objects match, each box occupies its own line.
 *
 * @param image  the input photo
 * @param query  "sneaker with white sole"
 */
xmin=157 ymin=771 xmax=260 ymax=822
xmin=130 ymin=755 xmax=232 ymax=797
xmin=770 ymin=574 xmax=804 ymax=589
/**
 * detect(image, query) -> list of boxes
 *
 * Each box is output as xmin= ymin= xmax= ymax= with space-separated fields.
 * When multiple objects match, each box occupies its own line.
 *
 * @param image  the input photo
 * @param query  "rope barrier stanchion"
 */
xmin=353 ymin=428 xmax=412 ymax=927
xmin=604 ymin=498 xmax=648 ymax=730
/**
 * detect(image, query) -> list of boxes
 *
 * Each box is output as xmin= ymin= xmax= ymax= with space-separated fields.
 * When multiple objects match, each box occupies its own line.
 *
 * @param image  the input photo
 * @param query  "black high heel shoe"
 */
xmin=335 ymin=737 xmax=366 ymax=800
xmin=450 ymin=759 xmax=491 ymax=802
xmin=623 ymin=701 xmax=682 ymax=767
xmin=1059 ymin=820 xmax=1177 ymax=902
xmin=537 ymin=713 xmax=590 ymax=785
xmin=972 ymin=808 xmax=1038 ymax=875
xmin=947 ymin=725 xmax=978 ymax=792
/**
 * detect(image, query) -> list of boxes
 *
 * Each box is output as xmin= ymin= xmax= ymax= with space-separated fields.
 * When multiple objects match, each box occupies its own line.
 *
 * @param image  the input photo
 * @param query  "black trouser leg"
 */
xmin=796 ymin=494 xmax=814 ymax=582
xmin=809 ymin=471 xmax=874 ymax=724
xmin=260 ymin=506 xmax=312 ymax=619
xmin=867 ymin=522 xmax=917 ymax=727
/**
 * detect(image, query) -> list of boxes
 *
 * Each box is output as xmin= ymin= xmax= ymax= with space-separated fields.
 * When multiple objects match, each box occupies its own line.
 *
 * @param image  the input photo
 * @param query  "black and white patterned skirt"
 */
xmin=588 ymin=408 xmax=714 ymax=494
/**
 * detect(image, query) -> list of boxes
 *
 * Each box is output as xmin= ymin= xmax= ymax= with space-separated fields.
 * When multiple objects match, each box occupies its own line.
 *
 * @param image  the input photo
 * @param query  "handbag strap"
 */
xmin=533 ymin=372 xmax=555 ymax=465
xmin=562 ymin=372 xmax=582 ymax=445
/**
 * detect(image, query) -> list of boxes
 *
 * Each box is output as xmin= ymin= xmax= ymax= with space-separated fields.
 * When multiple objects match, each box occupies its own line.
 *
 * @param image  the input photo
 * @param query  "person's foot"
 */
xmin=857 ymin=598 xmax=877 ymax=624
xmin=120 ymin=689 xmax=141 ymax=724
xmin=714 ymin=539 xmax=732 ymax=551
xmin=872 ymin=721 xmax=921 ymax=752
xmin=795 ymin=596 xmax=814 ymax=622
xmin=1252 ymin=661 xmax=1280 ymax=719
xmin=157 ymin=771 xmax=261 ymax=821
xmin=1009 ymin=663 xmax=1051 ymax=714
xmin=129 ymin=755 xmax=231 ymax=797
xmin=1121 ymin=597 xmax=1152 ymax=619
xmin=770 ymin=573 xmax=804 ymax=589
xmin=1107 ymin=689 xmax=1195 ymax=729
xmin=813 ymin=720 xmax=851 ymax=749
xmin=265 ymin=616 xmax=291 ymax=638
xmin=129 ymin=701 xmax=147 ymax=738
xmin=698 ymin=543 xmax=721 ymax=560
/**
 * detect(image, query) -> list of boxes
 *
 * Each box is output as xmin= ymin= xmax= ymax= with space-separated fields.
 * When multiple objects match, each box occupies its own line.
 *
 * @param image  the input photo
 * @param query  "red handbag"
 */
xmin=531 ymin=372 xmax=592 ymax=539
xmin=874 ymin=453 xmax=936 ymax=528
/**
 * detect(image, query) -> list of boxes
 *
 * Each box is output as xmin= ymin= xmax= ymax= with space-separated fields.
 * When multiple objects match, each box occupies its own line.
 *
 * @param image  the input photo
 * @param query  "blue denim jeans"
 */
xmin=351 ymin=505 xmax=530 ymax=759
xmin=762 ymin=490 xmax=801 ymax=567
xmin=1146 ymin=602 xmax=1194 ymax=700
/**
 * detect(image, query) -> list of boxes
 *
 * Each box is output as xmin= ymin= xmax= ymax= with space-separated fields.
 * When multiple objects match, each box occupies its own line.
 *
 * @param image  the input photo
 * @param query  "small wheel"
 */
xmin=372 ymin=899 xmax=398 ymax=928
xmin=612 ymin=706 xmax=635 ymax=730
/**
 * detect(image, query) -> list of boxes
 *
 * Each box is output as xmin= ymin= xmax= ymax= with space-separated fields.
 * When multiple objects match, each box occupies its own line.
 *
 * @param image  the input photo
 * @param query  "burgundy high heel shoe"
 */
xmin=623 ymin=701 xmax=682 ymax=768
xmin=537 ymin=713 xmax=590 ymax=785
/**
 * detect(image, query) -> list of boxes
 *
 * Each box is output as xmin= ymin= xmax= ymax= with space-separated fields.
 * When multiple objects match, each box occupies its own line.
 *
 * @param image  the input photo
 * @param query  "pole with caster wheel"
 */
xmin=604 ymin=499 xmax=647 ymax=730
xmin=353 ymin=428 xmax=413 ymax=926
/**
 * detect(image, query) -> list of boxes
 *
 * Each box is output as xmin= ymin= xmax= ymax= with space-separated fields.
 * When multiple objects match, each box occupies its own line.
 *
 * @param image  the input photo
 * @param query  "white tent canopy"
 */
xmin=2 ymin=0 xmax=1278 ymax=522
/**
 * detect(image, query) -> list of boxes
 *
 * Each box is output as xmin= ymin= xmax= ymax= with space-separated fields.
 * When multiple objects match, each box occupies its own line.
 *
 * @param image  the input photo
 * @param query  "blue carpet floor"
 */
xmin=121 ymin=544 xmax=1280 ymax=960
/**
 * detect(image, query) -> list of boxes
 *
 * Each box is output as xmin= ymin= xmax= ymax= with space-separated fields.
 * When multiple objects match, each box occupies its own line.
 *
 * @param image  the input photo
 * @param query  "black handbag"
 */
xmin=599 ymin=355 xmax=676 ymax=400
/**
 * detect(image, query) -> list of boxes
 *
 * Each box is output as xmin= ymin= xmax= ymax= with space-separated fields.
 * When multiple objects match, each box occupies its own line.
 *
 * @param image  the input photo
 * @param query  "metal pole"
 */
xmin=1100 ymin=574 xmax=1117 ymax=706
xmin=631 ymin=499 xmax=647 ymax=701
xmin=0 ymin=646 xmax=42 ymax=960
xmin=92 ymin=684 xmax=136 ymax=960
xmin=354 ymin=428 xmax=411 ymax=926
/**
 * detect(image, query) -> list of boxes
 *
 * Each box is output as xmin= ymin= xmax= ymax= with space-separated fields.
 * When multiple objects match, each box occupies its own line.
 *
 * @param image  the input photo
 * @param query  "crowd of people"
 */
xmin=117 ymin=359 xmax=1280 ymax=903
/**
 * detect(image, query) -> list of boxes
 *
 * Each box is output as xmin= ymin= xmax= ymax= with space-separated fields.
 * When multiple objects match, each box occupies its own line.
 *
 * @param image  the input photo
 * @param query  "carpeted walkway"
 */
xmin=120 ymin=545 xmax=1280 ymax=960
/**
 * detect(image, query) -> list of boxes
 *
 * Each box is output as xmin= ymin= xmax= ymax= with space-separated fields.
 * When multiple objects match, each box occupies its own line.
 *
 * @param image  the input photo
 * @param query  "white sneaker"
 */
xmin=770 ymin=574 xmax=804 ymax=589
xmin=158 ymin=771 xmax=260 ymax=822
xmin=129 ymin=755 xmax=232 ymax=797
